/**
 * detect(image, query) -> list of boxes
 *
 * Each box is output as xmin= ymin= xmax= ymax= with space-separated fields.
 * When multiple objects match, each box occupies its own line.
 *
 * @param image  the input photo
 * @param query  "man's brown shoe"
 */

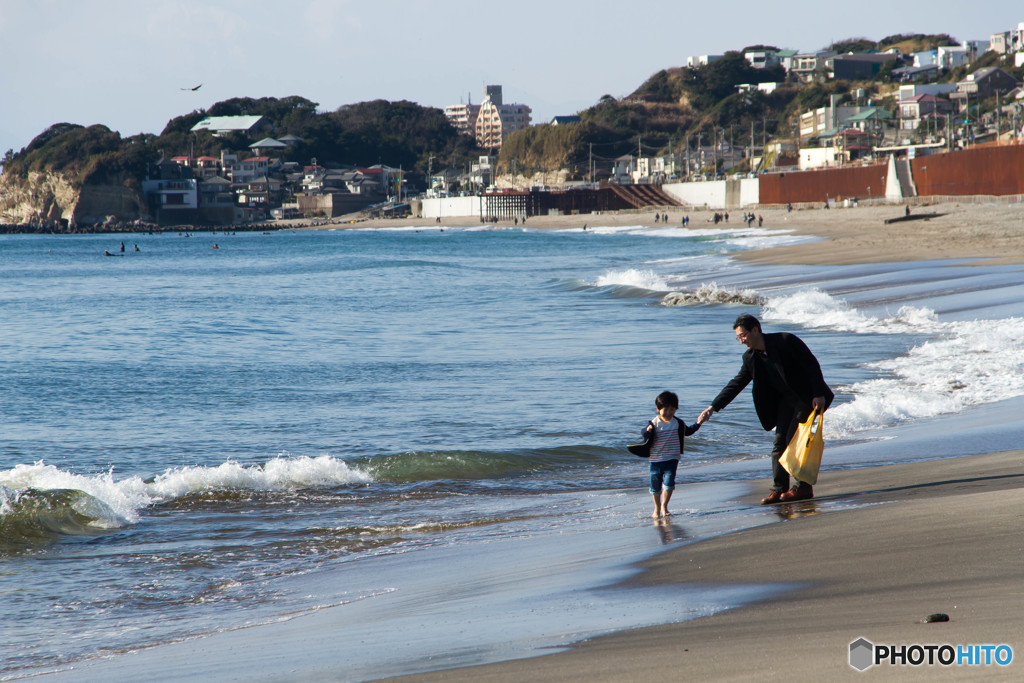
xmin=761 ymin=490 xmax=783 ymax=504
xmin=779 ymin=486 xmax=813 ymax=502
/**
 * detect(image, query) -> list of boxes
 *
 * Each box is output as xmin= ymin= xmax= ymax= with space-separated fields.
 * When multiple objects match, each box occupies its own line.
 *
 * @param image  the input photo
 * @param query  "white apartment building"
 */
xmin=472 ymin=85 xmax=532 ymax=150
xmin=990 ymin=23 xmax=1024 ymax=54
xmin=687 ymin=54 xmax=723 ymax=68
xmin=937 ymin=45 xmax=971 ymax=70
xmin=445 ymin=85 xmax=531 ymax=149
xmin=444 ymin=102 xmax=481 ymax=136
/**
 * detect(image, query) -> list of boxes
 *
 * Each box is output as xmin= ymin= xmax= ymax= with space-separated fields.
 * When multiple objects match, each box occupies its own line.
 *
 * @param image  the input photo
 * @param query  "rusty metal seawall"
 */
xmin=911 ymin=144 xmax=1024 ymax=197
xmin=760 ymin=164 xmax=888 ymax=204
xmin=760 ymin=144 xmax=1024 ymax=205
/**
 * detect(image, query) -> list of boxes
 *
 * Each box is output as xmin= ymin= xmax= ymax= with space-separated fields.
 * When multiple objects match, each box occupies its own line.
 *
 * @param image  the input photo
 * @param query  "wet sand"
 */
xmin=392 ymin=450 xmax=1024 ymax=681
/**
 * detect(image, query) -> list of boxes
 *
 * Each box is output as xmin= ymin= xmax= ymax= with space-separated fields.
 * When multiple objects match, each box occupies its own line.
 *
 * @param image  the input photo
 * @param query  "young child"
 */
xmin=633 ymin=391 xmax=700 ymax=518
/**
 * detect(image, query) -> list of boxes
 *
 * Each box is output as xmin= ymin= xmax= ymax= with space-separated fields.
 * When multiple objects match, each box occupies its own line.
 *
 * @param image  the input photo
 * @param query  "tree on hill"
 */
xmin=828 ymin=37 xmax=876 ymax=54
xmin=3 ymin=123 xmax=145 ymax=184
xmin=682 ymin=52 xmax=786 ymax=110
xmin=4 ymin=96 xmax=480 ymax=187
xmin=878 ymin=33 xmax=958 ymax=52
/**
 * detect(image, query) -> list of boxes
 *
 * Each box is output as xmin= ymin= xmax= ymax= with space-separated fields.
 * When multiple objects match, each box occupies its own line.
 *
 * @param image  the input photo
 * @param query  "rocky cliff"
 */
xmin=0 ymin=171 xmax=146 ymax=230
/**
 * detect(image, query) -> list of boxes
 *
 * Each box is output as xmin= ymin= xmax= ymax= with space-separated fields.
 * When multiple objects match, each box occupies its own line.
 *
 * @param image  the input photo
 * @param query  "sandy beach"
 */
xmin=346 ymin=199 xmax=1024 ymax=266
xmin=393 ymin=450 xmax=1024 ymax=682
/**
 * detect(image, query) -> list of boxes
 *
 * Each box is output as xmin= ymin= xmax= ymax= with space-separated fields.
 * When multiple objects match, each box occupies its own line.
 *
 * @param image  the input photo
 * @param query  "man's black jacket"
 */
xmin=710 ymin=331 xmax=834 ymax=431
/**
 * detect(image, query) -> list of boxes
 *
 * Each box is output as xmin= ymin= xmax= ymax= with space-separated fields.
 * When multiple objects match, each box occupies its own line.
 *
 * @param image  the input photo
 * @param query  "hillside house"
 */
xmin=195 ymin=156 xmax=221 ymax=179
xmin=829 ymin=53 xmax=898 ymax=80
xmin=892 ymin=64 xmax=939 ymax=82
xmin=783 ymin=51 xmax=834 ymax=82
xmin=190 ymin=115 xmax=269 ymax=138
xmin=846 ymin=108 xmax=892 ymax=138
xmin=744 ymin=49 xmax=780 ymax=69
xmin=899 ymin=94 xmax=954 ymax=131
xmin=231 ymin=156 xmax=272 ymax=183
xmin=687 ymin=55 xmax=722 ymax=68
xmin=799 ymin=97 xmax=869 ymax=141
xmin=249 ymin=137 xmax=289 ymax=156
xmin=141 ymin=178 xmax=199 ymax=225
xmin=611 ymin=155 xmax=635 ymax=183
xmin=950 ymin=67 xmax=1020 ymax=110
xmin=936 ymin=45 xmax=971 ymax=70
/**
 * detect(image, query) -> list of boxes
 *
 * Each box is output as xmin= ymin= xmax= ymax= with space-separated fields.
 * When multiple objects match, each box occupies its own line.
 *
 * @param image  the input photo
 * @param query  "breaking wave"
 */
xmin=0 ymin=487 xmax=126 ymax=544
xmin=594 ymin=268 xmax=670 ymax=292
xmin=0 ymin=446 xmax=614 ymax=542
xmin=0 ymin=456 xmax=373 ymax=542
xmin=761 ymin=288 xmax=1024 ymax=439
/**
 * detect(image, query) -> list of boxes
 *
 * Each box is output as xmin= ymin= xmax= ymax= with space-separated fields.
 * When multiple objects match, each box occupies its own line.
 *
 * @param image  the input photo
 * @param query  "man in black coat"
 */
xmin=698 ymin=314 xmax=834 ymax=504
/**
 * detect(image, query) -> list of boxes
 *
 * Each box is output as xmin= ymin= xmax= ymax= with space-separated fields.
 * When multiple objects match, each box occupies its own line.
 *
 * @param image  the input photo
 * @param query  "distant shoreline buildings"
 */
xmin=445 ymin=85 xmax=532 ymax=150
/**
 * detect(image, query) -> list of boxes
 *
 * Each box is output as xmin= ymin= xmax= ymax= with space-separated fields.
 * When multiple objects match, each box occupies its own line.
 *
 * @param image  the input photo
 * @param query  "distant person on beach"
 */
xmin=632 ymin=391 xmax=701 ymax=518
xmin=698 ymin=314 xmax=833 ymax=504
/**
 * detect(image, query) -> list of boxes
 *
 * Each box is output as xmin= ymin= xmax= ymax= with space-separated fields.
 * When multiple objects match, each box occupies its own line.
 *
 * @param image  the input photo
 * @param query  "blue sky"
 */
xmin=1 ymin=0 xmax=1021 ymax=158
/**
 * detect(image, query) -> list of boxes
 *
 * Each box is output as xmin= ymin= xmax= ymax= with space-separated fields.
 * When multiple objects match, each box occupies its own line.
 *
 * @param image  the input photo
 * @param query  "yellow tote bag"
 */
xmin=779 ymin=408 xmax=824 ymax=485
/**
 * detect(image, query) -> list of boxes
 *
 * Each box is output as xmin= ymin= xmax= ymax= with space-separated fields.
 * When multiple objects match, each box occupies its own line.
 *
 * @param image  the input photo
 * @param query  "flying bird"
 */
xmin=181 ymin=84 xmax=203 ymax=91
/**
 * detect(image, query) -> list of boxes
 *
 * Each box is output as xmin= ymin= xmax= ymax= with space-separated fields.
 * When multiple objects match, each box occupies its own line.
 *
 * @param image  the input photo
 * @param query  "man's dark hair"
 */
xmin=733 ymin=314 xmax=762 ymax=332
xmin=655 ymin=391 xmax=679 ymax=409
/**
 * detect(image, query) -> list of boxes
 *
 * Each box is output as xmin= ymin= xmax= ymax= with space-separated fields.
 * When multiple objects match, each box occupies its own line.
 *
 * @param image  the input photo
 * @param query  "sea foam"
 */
xmin=594 ymin=268 xmax=669 ymax=292
xmin=0 ymin=455 xmax=373 ymax=528
xmin=762 ymin=288 xmax=1024 ymax=439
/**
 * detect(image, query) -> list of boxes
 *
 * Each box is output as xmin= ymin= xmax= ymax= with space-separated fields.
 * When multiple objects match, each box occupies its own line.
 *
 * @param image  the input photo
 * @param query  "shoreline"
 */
xmin=343 ymin=200 xmax=1024 ymax=266
xmin=30 ymin=450 xmax=1024 ymax=682
xmin=393 ymin=449 xmax=1024 ymax=681
xmin=7 ymin=199 xmax=1022 ymax=267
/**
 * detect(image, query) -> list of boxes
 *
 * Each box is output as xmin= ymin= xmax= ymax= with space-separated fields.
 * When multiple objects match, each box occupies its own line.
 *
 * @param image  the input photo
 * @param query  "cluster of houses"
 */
xmin=690 ymin=22 xmax=1024 ymax=81
xmin=606 ymin=22 xmax=1024 ymax=183
xmin=143 ymin=22 xmax=1024 ymax=224
xmin=142 ymin=115 xmax=406 ymax=225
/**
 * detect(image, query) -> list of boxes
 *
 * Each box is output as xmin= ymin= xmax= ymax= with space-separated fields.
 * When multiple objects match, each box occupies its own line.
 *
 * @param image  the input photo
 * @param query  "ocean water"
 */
xmin=2 ymin=222 xmax=1023 ymax=679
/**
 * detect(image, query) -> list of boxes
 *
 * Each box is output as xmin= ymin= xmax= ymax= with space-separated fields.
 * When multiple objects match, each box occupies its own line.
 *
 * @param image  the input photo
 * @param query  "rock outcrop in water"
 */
xmin=661 ymin=284 xmax=765 ymax=306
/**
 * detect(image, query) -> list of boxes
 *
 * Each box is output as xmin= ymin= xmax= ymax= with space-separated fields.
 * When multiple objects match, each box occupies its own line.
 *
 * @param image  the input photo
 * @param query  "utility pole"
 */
xmin=589 ymin=143 xmax=593 ymax=184
xmin=685 ymin=135 xmax=690 ymax=180
xmin=762 ymin=117 xmax=768 ymax=171
xmin=711 ymin=129 xmax=717 ymax=177
xmin=997 ymin=91 xmax=1002 ymax=145
xmin=750 ymin=121 xmax=755 ymax=173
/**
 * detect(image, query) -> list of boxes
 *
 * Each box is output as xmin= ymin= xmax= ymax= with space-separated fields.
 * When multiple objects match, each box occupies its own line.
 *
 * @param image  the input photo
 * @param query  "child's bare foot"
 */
xmin=651 ymin=510 xmax=663 ymax=518
xmin=662 ymin=510 xmax=671 ymax=517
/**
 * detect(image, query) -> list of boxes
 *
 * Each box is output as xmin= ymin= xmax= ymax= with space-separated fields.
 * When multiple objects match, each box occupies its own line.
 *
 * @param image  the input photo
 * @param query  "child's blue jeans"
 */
xmin=649 ymin=459 xmax=679 ymax=494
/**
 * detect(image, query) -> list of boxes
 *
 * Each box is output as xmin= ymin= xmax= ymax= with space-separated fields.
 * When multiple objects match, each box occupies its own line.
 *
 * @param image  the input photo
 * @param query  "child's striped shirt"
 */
xmin=649 ymin=417 xmax=682 ymax=462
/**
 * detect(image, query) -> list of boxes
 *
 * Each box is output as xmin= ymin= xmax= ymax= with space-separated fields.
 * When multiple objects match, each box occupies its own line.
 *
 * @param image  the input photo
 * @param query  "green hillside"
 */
xmin=2 ymin=97 xmax=477 ymax=187
xmin=4 ymin=32 xmax=1022 ymax=190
